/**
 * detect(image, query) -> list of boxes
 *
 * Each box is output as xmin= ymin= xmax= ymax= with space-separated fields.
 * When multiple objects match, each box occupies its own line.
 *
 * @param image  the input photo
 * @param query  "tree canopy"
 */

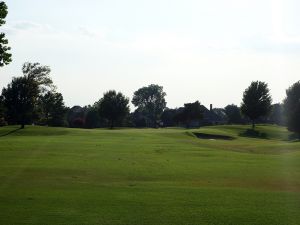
xmin=97 ymin=90 xmax=129 ymax=128
xmin=175 ymin=101 xmax=203 ymax=128
xmin=161 ymin=108 xmax=177 ymax=127
xmin=1 ymin=63 xmax=54 ymax=128
xmin=0 ymin=1 xmax=11 ymax=67
xmin=85 ymin=107 xmax=101 ymax=129
xmin=241 ymin=81 xmax=272 ymax=129
xmin=224 ymin=104 xmax=242 ymax=124
xmin=284 ymin=81 xmax=300 ymax=136
xmin=132 ymin=84 xmax=166 ymax=127
xmin=40 ymin=91 xmax=66 ymax=127
xmin=1 ymin=76 xmax=39 ymax=128
xmin=22 ymin=62 xmax=54 ymax=92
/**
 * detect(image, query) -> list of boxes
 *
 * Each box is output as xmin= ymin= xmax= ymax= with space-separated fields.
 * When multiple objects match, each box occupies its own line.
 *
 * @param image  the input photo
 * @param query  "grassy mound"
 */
xmin=0 ymin=125 xmax=299 ymax=225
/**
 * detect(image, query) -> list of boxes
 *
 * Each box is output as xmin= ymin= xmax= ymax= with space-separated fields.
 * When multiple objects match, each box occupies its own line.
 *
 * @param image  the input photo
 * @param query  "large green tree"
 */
xmin=0 ymin=1 xmax=11 ymax=67
xmin=132 ymin=84 xmax=166 ymax=127
xmin=1 ymin=76 xmax=39 ymax=128
xmin=22 ymin=62 xmax=54 ymax=92
xmin=284 ymin=81 xmax=300 ymax=136
xmin=39 ymin=91 xmax=66 ymax=127
xmin=241 ymin=81 xmax=272 ymax=129
xmin=1 ymin=63 xmax=54 ymax=128
xmin=97 ymin=90 xmax=129 ymax=128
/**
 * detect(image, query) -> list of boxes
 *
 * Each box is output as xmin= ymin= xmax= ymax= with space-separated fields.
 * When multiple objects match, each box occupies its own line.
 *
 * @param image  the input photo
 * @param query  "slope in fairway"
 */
xmin=0 ymin=125 xmax=299 ymax=225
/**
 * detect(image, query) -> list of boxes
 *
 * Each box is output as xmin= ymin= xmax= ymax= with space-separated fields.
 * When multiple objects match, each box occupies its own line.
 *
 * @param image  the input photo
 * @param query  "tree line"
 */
xmin=0 ymin=62 xmax=300 ymax=137
xmin=0 ymin=3 xmax=299 ymax=136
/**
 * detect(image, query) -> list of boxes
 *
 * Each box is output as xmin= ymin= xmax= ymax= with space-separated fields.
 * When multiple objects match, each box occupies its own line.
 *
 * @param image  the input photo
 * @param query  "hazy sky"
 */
xmin=1 ymin=0 xmax=299 ymax=109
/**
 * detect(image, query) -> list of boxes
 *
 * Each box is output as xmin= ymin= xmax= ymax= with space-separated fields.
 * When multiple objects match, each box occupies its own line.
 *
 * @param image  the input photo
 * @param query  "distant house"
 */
xmin=185 ymin=104 xmax=227 ymax=128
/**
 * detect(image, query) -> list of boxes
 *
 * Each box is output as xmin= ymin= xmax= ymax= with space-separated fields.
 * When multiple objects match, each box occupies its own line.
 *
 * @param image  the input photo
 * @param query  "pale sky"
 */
xmin=0 ymin=0 xmax=300 ymax=110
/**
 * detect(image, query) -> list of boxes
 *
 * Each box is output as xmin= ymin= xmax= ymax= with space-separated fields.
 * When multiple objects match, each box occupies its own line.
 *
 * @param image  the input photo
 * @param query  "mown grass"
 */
xmin=0 ymin=125 xmax=299 ymax=225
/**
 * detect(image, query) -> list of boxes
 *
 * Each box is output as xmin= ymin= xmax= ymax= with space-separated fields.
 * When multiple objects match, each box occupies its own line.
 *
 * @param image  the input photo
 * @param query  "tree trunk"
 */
xmin=252 ymin=120 xmax=255 ymax=130
xmin=46 ymin=114 xmax=49 ymax=126
xmin=21 ymin=116 xmax=25 ymax=129
xmin=110 ymin=120 xmax=114 ymax=129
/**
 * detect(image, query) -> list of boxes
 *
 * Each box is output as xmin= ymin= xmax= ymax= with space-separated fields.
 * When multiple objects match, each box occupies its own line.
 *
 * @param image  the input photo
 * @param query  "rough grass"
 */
xmin=0 ymin=125 xmax=299 ymax=225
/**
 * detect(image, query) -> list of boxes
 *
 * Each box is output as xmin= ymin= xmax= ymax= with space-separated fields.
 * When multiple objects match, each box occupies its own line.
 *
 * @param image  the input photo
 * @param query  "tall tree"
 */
xmin=132 ymin=84 xmax=166 ymax=127
xmin=0 ymin=1 xmax=12 ymax=67
xmin=241 ymin=81 xmax=272 ymax=129
xmin=0 ymin=94 xmax=6 ymax=126
xmin=1 ymin=63 xmax=54 ymax=128
xmin=1 ymin=76 xmax=39 ymax=128
xmin=224 ymin=104 xmax=242 ymax=124
xmin=22 ymin=62 xmax=54 ymax=92
xmin=97 ymin=90 xmax=129 ymax=128
xmin=284 ymin=81 xmax=300 ymax=136
xmin=40 ymin=91 xmax=66 ymax=127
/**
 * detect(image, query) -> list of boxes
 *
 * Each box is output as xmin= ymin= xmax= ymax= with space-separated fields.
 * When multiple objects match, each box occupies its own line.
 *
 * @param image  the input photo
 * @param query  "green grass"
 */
xmin=0 ymin=125 xmax=299 ymax=225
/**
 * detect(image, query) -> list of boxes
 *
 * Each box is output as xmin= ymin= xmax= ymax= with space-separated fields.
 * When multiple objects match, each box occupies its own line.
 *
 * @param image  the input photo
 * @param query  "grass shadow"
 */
xmin=239 ymin=129 xmax=269 ymax=139
xmin=288 ymin=133 xmax=300 ymax=142
xmin=0 ymin=127 xmax=22 ymax=137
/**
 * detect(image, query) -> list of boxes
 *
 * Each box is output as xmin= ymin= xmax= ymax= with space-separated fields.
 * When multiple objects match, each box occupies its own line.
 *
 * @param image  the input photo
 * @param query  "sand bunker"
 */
xmin=193 ymin=132 xmax=235 ymax=140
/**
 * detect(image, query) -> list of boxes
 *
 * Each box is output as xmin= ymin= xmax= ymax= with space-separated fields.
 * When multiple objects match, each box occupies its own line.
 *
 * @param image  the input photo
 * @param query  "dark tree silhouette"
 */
xmin=22 ymin=62 xmax=54 ymax=92
xmin=224 ymin=104 xmax=242 ymax=124
xmin=176 ymin=101 xmax=203 ymax=128
xmin=1 ymin=76 xmax=39 ymax=128
xmin=67 ymin=106 xmax=86 ymax=128
xmin=85 ymin=106 xmax=102 ymax=129
xmin=0 ymin=94 xmax=7 ymax=126
xmin=174 ymin=101 xmax=203 ymax=128
xmin=1 ymin=63 xmax=54 ymax=128
xmin=131 ymin=109 xmax=147 ymax=128
xmin=0 ymin=1 xmax=12 ymax=67
xmin=97 ymin=90 xmax=129 ymax=129
xmin=132 ymin=84 xmax=166 ymax=127
xmin=284 ymin=81 xmax=300 ymax=136
xmin=161 ymin=108 xmax=177 ymax=127
xmin=40 ymin=91 xmax=66 ymax=126
xmin=241 ymin=81 xmax=272 ymax=129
